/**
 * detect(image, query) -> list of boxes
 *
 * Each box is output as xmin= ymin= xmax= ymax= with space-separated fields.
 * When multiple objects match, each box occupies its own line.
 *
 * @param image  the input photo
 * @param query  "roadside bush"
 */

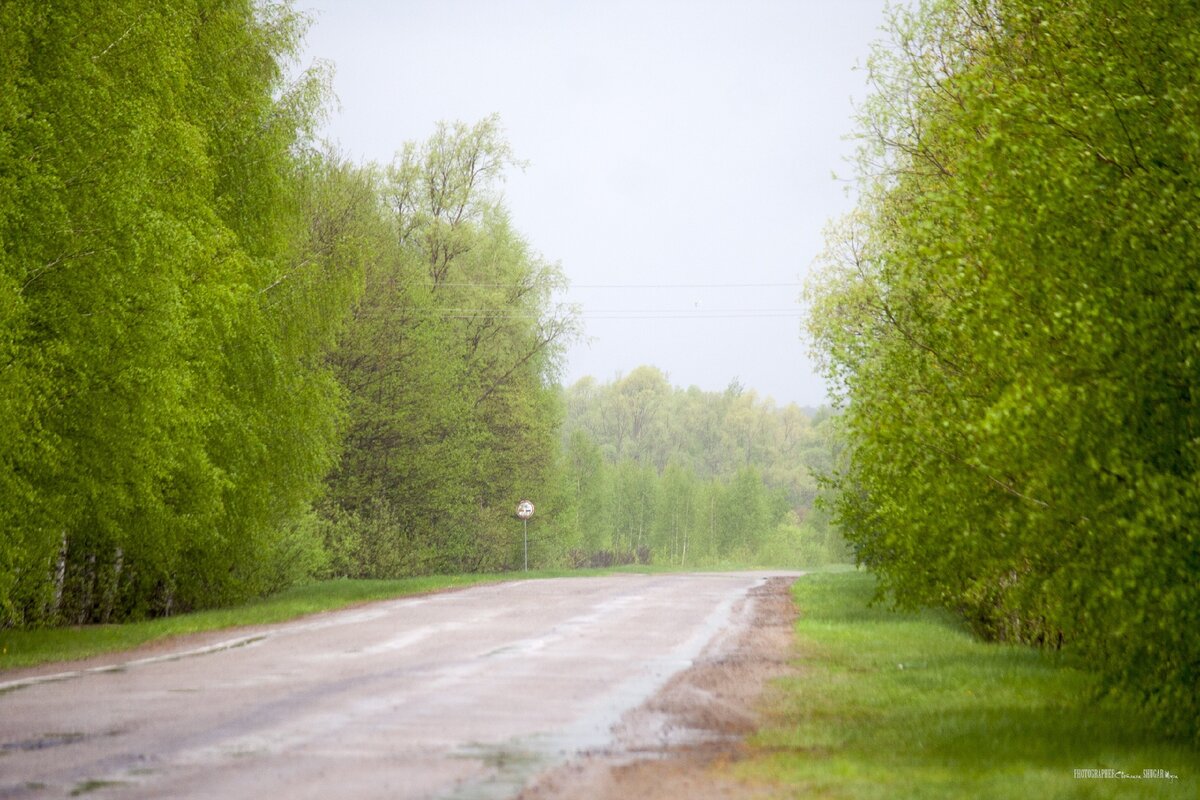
xmin=808 ymin=0 xmax=1200 ymax=741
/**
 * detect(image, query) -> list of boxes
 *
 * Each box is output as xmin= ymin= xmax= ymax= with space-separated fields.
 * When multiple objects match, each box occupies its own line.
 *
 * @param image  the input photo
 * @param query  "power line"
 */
xmin=409 ymin=308 xmax=802 ymax=314
xmin=418 ymin=311 xmax=803 ymax=321
xmin=425 ymin=281 xmax=801 ymax=289
xmin=573 ymin=282 xmax=800 ymax=289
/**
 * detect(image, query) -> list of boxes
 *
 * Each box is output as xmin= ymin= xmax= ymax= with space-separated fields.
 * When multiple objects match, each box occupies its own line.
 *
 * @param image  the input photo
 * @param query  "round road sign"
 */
xmin=516 ymin=500 xmax=535 ymax=520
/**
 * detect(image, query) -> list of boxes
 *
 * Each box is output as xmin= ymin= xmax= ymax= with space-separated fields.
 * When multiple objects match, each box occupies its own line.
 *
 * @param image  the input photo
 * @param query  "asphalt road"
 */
xmin=0 ymin=572 xmax=793 ymax=800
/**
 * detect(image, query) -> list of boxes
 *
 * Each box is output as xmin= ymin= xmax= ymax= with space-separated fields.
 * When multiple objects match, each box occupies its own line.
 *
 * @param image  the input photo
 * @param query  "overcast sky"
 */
xmin=297 ymin=0 xmax=890 ymax=407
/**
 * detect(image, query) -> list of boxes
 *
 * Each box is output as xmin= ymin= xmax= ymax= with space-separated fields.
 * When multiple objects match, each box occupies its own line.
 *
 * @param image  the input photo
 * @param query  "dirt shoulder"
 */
xmin=517 ymin=575 xmax=799 ymax=800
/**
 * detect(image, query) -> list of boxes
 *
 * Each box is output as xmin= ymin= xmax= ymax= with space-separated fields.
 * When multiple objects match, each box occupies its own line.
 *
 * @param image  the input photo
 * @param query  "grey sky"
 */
xmin=297 ymin=0 xmax=890 ymax=407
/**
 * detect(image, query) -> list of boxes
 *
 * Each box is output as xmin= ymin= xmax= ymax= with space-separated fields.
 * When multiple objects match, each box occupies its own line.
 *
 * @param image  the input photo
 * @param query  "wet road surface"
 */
xmin=0 ymin=572 xmax=792 ymax=799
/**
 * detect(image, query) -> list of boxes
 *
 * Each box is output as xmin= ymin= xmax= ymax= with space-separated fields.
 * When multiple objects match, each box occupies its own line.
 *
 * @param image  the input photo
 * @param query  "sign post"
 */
xmin=516 ymin=500 xmax=535 ymax=571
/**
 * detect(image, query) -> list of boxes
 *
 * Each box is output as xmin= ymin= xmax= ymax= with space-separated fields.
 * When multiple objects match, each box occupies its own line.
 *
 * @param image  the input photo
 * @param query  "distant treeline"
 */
xmin=555 ymin=368 xmax=844 ymax=567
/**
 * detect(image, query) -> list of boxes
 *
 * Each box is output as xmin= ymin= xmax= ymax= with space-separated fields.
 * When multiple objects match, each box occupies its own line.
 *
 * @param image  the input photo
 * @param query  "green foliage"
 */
xmin=1 ymin=3 xmax=578 ymax=625
xmin=560 ymin=369 xmax=845 ymax=566
xmin=0 ymin=2 xmax=359 ymax=626
xmin=322 ymin=117 xmax=578 ymax=576
xmin=0 ymin=3 xmax=645 ymax=630
xmin=808 ymin=0 xmax=1200 ymax=740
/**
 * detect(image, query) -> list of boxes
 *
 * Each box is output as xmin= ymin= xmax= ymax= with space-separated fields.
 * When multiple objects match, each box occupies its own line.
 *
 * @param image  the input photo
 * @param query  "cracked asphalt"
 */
xmin=0 ymin=572 xmax=795 ymax=800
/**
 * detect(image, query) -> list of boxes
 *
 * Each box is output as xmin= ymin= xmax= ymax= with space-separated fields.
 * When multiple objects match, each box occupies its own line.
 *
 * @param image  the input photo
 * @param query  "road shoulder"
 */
xmin=517 ymin=575 xmax=799 ymax=800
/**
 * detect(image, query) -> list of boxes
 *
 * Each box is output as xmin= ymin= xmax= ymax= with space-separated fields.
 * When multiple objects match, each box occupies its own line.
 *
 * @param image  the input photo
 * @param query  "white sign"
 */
xmin=516 ymin=500 xmax=535 ymax=520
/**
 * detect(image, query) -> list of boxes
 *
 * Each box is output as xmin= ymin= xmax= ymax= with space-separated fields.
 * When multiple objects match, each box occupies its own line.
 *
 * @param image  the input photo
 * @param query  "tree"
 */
xmin=323 ymin=117 xmax=577 ymax=576
xmin=808 ymin=0 xmax=1200 ymax=741
xmin=0 ymin=1 xmax=358 ymax=625
xmin=653 ymin=463 xmax=699 ymax=565
xmin=564 ymin=430 xmax=610 ymax=556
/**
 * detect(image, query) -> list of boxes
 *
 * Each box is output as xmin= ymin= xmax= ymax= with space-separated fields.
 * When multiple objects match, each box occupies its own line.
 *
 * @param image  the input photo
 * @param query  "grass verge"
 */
xmin=0 ymin=567 xmax=677 ymax=672
xmin=739 ymin=571 xmax=1198 ymax=799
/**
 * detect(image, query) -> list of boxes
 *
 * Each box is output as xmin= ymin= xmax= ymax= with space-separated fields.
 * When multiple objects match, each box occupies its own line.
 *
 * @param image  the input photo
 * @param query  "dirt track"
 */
xmin=0 ymin=572 xmax=798 ymax=799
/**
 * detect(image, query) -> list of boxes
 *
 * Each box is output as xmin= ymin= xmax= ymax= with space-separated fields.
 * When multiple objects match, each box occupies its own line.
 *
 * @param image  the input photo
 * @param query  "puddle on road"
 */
xmin=439 ymin=654 xmax=702 ymax=800
xmin=446 ymin=741 xmax=553 ymax=800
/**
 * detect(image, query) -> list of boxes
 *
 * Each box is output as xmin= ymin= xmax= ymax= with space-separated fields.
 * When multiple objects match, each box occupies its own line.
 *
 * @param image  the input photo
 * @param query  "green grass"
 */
xmin=738 ymin=571 xmax=1198 ymax=799
xmin=0 ymin=566 xmax=680 ymax=672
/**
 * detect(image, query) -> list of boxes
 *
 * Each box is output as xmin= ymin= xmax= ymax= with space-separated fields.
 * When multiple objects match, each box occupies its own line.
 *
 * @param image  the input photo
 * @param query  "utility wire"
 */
xmin=421 ymin=312 xmax=803 ymax=320
xmin=424 ymin=281 xmax=801 ymax=289
xmin=407 ymin=308 xmax=802 ymax=314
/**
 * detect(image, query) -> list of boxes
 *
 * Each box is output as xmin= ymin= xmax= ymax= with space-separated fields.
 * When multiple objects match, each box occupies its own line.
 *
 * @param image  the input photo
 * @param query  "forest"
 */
xmin=807 ymin=0 xmax=1198 ymax=741
xmin=557 ymin=368 xmax=843 ymax=568
xmin=0 ymin=1 xmax=837 ymax=631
